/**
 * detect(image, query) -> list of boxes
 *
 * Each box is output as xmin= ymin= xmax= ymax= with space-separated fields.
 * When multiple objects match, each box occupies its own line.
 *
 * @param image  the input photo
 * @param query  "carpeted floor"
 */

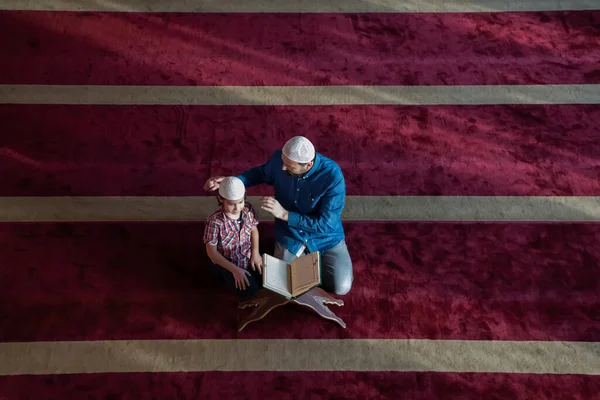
xmin=0 ymin=222 xmax=599 ymax=342
xmin=1 ymin=371 xmax=599 ymax=399
xmin=2 ymin=104 xmax=600 ymax=196
xmin=2 ymin=11 xmax=599 ymax=86
xmin=1 ymin=2 xmax=600 ymax=399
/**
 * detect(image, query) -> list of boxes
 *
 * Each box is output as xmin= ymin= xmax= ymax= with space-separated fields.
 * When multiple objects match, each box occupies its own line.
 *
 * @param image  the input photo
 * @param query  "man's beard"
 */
xmin=286 ymin=170 xmax=302 ymax=177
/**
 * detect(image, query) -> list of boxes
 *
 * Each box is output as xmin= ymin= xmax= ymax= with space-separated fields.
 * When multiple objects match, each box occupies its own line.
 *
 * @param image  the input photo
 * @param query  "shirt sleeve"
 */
xmin=246 ymin=202 xmax=260 ymax=227
xmin=287 ymin=173 xmax=345 ymax=234
xmin=237 ymin=151 xmax=279 ymax=188
xmin=203 ymin=217 xmax=220 ymax=246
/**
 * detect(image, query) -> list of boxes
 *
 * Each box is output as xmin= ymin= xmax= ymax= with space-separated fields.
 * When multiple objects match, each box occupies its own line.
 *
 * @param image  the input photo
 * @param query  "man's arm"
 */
xmin=236 ymin=151 xmax=279 ymax=188
xmin=287 ymin=177 xmax=345 ymax=234
xmin=236 ymin=165 xmax=266 ymax=188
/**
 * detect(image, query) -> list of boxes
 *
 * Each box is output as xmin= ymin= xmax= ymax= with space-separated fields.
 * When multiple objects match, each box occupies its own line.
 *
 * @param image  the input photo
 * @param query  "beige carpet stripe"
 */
xmin=1 ymin=339 xmax=598 ymax=376
xmin=0 ymin=0 xmax=598 ymax=13
xmin=2 ymin=84 xmax=600 ymax=106
xmin=1 ymin=196 xmax=599 ymax=222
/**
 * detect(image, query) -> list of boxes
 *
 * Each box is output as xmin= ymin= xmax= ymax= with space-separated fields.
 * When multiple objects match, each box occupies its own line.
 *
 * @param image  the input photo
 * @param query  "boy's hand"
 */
xmin=261 ymin=197 xmax=289 ymax=221
xmin=204 ymin=176 xmax=225 ymax=192
xmin=231 ymin=267 xmax=251 ymax=290
xmin=250 ymin=252 xmax=263 ymax=274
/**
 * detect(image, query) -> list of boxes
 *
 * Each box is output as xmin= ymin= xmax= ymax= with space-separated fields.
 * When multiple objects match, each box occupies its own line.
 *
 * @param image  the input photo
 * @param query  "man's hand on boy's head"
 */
xmin=261 ymin=196 xmax=289 ymax=221
xmin=250 ymin=251 xmax=263 ymax=274
xmin=203 ymin=176 xmax=225 ymax=192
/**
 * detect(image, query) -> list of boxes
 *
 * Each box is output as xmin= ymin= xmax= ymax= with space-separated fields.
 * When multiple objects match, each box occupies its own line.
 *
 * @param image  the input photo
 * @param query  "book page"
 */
xmin=290 ymin=252 xmax=321 ymax=297
xmin=263 ymin=254 xmax=292 ymax=298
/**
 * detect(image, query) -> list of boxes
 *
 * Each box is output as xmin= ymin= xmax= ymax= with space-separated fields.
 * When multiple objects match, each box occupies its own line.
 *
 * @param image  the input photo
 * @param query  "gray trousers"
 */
xmin=274 ymin=240 xmax=353 ymax=295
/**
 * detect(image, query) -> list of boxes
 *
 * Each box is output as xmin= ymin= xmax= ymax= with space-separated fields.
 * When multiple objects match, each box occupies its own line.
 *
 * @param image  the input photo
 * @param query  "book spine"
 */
xmin=262 ymin=254 xmax=267 ymax=286
xmin=288 ymin=263 xmax=293 ymax=296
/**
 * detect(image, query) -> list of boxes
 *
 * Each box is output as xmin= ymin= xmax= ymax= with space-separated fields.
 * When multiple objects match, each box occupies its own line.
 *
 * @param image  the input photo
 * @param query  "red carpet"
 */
xmin=1 ymin=372 xmax=599 ymax=400
xmin=2 ymin=104 xmax=600 ymax=196
xmin=2 ymin=4 xmax=600 ymax=399
xmin=1 ymin=11 xmax=599 ymax=86
xmin=1 ymin=222 xmax=598 ymax=342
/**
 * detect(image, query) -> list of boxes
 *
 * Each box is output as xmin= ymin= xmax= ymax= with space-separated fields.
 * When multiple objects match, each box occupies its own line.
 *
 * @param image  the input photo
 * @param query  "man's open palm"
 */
xmin=261 ymin=196 xmax=288 ymax=220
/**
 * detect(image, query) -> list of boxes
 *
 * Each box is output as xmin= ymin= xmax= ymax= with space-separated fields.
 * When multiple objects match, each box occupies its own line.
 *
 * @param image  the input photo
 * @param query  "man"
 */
xmin=203 ymin=136 xmax=353 ymax=295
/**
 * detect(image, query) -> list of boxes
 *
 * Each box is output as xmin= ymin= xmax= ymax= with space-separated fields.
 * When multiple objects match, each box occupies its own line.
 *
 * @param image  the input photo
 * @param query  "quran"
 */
xmin=263 ymin=252 xmax=321 ymax=299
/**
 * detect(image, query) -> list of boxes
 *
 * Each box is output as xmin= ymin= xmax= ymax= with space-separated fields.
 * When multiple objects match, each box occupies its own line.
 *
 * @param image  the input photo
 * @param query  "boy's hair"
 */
xmin=216 ymin=194 xmax=246 ymax=206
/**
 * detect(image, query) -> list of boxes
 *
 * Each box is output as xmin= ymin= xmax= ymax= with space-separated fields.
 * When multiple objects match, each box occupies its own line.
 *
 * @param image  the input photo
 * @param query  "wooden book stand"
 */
xmin=237 ymin=287 xmax=346 ymax=331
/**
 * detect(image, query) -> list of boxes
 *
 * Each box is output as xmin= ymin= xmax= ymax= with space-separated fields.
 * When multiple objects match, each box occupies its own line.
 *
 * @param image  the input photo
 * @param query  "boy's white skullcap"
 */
xmin=218 ymin=177 xmax=245 ymax=200
xmin=282 ymin=136 xmax=315 ymax=164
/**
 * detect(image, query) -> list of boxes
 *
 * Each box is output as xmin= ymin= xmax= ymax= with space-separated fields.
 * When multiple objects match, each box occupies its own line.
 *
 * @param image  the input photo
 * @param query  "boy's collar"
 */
xmin=220 ymin=202 xmax=248 ymax=218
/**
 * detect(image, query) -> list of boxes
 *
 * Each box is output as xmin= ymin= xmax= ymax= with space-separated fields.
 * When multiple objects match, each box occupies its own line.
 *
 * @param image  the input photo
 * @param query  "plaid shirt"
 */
xmin=203 ymin=201 xmax=259 ymax=270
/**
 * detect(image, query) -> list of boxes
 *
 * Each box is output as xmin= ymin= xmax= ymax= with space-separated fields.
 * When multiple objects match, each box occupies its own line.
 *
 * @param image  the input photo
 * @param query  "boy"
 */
xmin=203 ymin=176 xmax=263 ymax=300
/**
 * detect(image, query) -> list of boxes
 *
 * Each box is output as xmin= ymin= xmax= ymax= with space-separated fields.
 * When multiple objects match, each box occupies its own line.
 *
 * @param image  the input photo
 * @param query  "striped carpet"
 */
xmin=1 ymin=1 xmax=599 ymax=399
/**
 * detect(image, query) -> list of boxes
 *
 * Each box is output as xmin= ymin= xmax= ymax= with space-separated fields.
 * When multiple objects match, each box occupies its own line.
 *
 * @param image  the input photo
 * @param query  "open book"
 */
xmin=263 ymin=252 xmax=321 ymax=299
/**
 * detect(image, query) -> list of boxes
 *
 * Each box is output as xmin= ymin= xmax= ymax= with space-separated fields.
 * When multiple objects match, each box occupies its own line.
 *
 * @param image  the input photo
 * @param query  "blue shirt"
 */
xmin=237 ymin=150 xmax=346 ymax=255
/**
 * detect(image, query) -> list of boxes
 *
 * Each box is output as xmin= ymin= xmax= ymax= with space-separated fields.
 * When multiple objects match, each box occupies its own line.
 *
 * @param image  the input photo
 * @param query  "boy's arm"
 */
xmin=251 ymin=226 xmax=260 ymax=256
xmin=206 ymin=244 xmax=252 ymax=290
xmin=206 ymin=244 xmax=241 ymax=274
xmin=249 ymin=204 xmax=263 ymax=272
xmin=204 ymin=218 xmax=251 ymax=289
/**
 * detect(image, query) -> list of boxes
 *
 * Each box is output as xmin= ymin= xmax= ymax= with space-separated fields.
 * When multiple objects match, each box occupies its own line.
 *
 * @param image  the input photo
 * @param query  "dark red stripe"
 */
xmin=2 ymin=104 xmax=599 ymax=196
xmin=0 ymin=371 xmax=598 ymax=400
xmin=1 ymin=11 xmax=599 ymax=86
xmin=1 ymin=222 xmax=598 ymax=341
xmin=0 ymin=104 xmax=213 ymax=196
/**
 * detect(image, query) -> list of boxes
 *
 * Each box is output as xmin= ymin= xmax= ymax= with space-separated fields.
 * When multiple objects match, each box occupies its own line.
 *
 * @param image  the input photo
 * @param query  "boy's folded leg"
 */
xmin=208 ymin=261 xmax=262 ymax=301
xmin=235 ymin=271 xmax=262 ymax=301
xmin=209 ymin=261 xmax=221 ymax=280
xmin=250 ymin=267 xmax=263 ymax=288
xmin=219 ymin=266 xmax=261 ymax=300
xmin=209 ymin=261 xmax=228 ymax=283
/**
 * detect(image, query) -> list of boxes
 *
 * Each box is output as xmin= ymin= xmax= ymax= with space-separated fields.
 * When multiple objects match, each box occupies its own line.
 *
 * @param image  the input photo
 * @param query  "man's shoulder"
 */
xmin=269 ymin=149 xmax=283 ymax=162
xmin=317 ymin=153 xmax=340 ymax=167
xmin=316 ymin=153 xmax=343 ymax=176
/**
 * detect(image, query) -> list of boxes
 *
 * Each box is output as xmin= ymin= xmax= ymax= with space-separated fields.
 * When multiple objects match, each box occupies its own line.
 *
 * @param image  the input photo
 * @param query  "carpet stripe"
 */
xmin=2 ymin=222 xmax=598 ymax=342
xmin=2 ymin=12 xmax=599 ymax=86
xmin=0 ymin=196 xmax=599 ymax=222
xmin=2 ymin=85 xmax=600 ymax=105
xmin=1 ymin=0 xmax=598 ymax=13
xmin=1 ymin=339 xmax=599 ymax=375
xmin=2 ymin=104 xmax=600 ymax=197
xmin=2 ymin=372 xmax=599 ymax=400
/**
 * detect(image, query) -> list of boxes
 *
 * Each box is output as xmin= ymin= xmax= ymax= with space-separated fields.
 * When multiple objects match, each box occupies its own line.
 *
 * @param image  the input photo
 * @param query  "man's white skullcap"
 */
xmin=282 ymin=136 xmax=315 ymax=164
xmin=218 ymin=177 xmax=245 ymax=200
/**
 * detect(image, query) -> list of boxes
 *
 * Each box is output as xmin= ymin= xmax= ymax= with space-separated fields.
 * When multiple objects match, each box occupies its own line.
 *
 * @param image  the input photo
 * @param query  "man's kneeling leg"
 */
xmin=321 ymin=240 xmax=353 ymax=295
